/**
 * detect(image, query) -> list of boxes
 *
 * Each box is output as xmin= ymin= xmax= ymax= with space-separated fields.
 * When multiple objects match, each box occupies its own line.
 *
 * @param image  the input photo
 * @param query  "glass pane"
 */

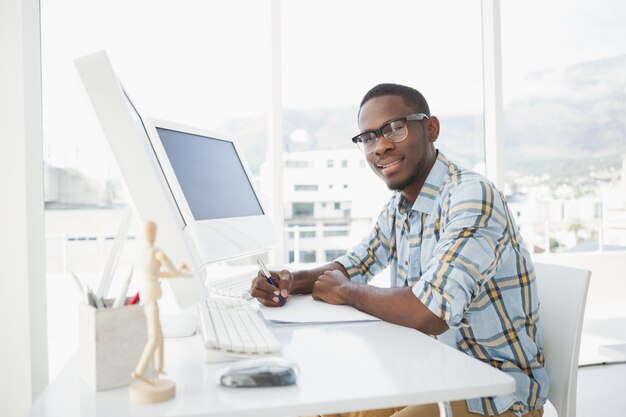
xmin=501 ymin=0 xmax=626 ymax=365
xmin=281 ymin=0 xmax=484 ymax=264
xmin=42 ymin=0 xmax=269 ymax=380
xmin=501 ymin=0 xmax=626 ymax=254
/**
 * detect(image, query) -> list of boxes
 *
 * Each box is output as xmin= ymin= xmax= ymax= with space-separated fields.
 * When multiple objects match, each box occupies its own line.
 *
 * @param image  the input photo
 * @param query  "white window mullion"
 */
xmin=482 ymin=0 xmax=505 ymax=189
xmin=0 ymin=0 xmax=48 ymax=414
xmin=269 ymin=0 xmax=285 ymax=264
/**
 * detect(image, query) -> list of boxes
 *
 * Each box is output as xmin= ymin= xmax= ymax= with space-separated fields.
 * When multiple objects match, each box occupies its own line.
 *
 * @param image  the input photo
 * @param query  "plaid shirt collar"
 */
xmin=396 ymin=151 xmax=452 ymax=215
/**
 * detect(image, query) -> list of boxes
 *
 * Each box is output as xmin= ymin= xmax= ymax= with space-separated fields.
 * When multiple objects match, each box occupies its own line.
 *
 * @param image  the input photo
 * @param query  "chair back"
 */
xmin=534 ymin=262 xmax=591 ymax=417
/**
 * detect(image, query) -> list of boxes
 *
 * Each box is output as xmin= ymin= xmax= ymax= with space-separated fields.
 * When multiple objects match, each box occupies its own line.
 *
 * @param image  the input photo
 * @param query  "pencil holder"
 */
xmin=78 ymin=300 xmax=147 ymax=391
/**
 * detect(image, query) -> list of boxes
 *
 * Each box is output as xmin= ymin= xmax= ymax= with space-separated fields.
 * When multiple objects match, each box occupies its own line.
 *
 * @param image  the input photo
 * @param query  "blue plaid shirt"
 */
xmin=336 ymin=152 xmax=548 ymax=416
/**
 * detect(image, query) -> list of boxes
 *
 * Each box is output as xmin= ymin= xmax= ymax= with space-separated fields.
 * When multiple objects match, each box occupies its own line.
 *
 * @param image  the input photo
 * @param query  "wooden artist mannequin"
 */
xmin=129 ymin=220 xmax=191 ymax=403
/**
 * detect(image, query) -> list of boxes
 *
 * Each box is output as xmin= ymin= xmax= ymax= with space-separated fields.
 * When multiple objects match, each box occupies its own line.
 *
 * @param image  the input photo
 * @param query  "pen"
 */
xmin=86 ymin=288 xmax=97 ymax=308
xmin=86 ymin=285 xmax=103 ymax=309
xmin=112 ymin=267 xmax=133 ymax=308
xmin=256 ymin=257 xmax=285 ymax=305
xmin=69 ymin=270 xmax=86 ymax=300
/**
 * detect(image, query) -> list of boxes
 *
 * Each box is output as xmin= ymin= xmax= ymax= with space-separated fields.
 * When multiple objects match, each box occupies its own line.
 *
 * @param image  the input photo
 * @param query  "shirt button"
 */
xmin=404 ymin=261 xmax=408 ymax=265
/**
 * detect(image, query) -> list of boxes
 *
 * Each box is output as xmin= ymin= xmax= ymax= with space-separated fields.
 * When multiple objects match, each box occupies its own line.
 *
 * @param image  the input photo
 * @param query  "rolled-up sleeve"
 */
xmin=335 ymin=202 xmax=394 ymax=284
xmin=412 ymin=179 xmax=511 ymax=328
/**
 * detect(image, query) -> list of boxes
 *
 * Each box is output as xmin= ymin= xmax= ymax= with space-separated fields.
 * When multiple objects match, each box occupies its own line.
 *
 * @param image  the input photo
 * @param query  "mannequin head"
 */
xmin=145 ymin=221 xmax=157 ymax=245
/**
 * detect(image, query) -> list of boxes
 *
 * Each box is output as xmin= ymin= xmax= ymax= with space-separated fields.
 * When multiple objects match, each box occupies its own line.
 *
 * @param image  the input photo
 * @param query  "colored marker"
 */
xmin=128 ymin=291 xmax=140 ymax=305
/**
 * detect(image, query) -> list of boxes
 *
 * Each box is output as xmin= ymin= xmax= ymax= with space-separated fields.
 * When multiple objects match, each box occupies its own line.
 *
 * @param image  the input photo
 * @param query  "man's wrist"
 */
xmin=290 ymin=270 xmax=310 ymax=294
xmin=339 ymin=279 xmax=356 ymax=306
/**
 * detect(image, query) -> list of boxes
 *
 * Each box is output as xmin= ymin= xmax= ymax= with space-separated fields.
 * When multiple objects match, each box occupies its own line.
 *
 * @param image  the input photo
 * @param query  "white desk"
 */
xmin=28 ymin=321 xmax=514 ymax=417
xmin=599 ymin=343 xmax=626 ymax=361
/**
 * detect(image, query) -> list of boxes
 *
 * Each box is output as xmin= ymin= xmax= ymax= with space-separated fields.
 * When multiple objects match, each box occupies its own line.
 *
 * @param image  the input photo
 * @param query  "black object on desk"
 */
xmin=217 ymin=357 xmax=299 ymax=387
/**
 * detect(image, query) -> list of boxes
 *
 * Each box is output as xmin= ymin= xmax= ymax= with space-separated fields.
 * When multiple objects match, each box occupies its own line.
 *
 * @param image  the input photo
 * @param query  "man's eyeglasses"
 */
xmin=351 ymin=113 xmax=429 ymax=154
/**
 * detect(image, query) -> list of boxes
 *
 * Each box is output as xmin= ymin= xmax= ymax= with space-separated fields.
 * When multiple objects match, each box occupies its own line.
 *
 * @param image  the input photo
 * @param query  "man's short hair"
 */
xmin=360 ymin=83 xmax=430 ymax=117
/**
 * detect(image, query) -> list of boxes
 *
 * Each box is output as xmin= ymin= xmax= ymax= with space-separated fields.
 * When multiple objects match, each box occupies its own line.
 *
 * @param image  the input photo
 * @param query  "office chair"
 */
xmin=534 ymin=262 xmax=591 ymax=417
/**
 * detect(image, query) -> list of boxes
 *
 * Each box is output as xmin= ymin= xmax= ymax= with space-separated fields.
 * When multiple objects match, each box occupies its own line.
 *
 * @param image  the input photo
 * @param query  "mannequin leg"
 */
xmin=133 ymin=302 xmax=159 ymax=380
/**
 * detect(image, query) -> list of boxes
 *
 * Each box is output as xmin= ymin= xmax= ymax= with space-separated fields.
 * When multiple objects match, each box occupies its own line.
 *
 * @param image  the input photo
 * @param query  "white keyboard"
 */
xmin=206 ymin=270 xmax=256 ymax=299
xmin=197 ymin=296 xmax=281 ymax=362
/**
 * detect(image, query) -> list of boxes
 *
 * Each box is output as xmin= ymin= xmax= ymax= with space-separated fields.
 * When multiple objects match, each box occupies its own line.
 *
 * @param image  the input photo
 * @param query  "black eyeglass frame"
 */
xmin=351 ymin=112 xmax=429 ymax=153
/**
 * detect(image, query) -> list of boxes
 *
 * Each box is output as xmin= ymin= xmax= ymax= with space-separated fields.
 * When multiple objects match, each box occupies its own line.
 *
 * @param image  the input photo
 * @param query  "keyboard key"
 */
xmin=206 ymin=271 xmax=256 ymax=299
xmin=197 ymin=296 xmax=281 ymax=358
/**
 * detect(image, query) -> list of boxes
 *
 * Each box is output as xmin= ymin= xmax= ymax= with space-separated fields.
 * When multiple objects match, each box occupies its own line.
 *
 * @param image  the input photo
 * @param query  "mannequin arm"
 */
xmin=155 ymin=250 xmax=192 ymax=278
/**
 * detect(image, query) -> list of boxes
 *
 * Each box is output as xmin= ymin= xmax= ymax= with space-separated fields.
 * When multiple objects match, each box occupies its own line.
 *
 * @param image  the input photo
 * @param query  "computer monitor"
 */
xmin=75 ymin=51 xmax=277 ymax=308
xmin=144 ymin=119 xmax=277 ymax=264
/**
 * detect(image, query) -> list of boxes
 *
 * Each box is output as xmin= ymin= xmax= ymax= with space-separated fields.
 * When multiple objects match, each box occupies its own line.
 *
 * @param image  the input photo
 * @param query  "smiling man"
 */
xmin=251 ymin=83 xmax=547 ymax=417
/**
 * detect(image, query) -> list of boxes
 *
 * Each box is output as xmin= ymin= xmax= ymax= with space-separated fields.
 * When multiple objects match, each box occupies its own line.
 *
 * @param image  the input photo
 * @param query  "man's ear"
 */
xmin=426 ymin=116 xmax=440 ymax=143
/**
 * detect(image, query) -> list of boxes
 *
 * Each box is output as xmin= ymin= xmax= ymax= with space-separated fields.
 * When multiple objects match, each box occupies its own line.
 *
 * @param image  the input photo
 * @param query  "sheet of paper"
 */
xmin=257 ymin=294 xmax=381 ymax=324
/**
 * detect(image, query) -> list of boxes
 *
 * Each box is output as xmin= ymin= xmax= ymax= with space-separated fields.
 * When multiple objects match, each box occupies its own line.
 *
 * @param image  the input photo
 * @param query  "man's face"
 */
xmin=359 ymin=95 xmax=437 ymax=197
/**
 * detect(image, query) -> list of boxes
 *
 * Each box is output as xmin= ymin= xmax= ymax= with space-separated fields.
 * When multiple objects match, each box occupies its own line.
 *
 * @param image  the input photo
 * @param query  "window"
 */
xmin=501 ymin=0 xmax=626 ymax=254
xmin=499 ymin=1 xmax=626 ymax=362
xmin=294 ymin=184 xmax=319 ymax=191
xmin=325 ymin=249 xmax=347 ymax=262
xmin=323 ymin=222 xmax=349 ymax=237
xmin=42 ymin=0 xmax=271 ymax=380
xmin=292 ymin=202 xmax=314 ymax=217
xmin=282 ymin=1 xmax=485 ymax=168
xmin=41 ymin=0 xmax=487 ymax=383
xmin=299 ymin=250 xmax=316 ymax=263
xmin=288 ymin=250 xmax=317 ymax=263
xmin=30 ymin=0 xmax=626 ymax=392
xmin=287 ymin=223 xmax=316 ymax=238
xmin=281 ymin=0 xmax=485 ymax=263
xmin=285 ymin=160 xmax=309 ymax=168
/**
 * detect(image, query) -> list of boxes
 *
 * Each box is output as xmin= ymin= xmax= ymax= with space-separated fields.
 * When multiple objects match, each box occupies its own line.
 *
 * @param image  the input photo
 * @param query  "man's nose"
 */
xmin=374 ymin=134 xmax=395 ymax=155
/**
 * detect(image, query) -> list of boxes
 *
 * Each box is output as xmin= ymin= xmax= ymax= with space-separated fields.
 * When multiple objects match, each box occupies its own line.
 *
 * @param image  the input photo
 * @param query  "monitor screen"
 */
xmin=156 ymin=127 xmax=264 ymax=221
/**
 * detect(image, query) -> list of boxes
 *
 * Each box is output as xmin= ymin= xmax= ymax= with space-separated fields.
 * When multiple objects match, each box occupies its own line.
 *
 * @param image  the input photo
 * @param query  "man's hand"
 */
xmin=250 ymin=269 xmax=293 ymax=307
xmin=312 ymin=270 xmax=354 ymax=305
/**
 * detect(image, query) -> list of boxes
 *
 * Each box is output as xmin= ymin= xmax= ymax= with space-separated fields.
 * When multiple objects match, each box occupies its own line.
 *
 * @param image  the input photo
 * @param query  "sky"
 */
xmin=41 ymin=0 xmax=626 ymax=178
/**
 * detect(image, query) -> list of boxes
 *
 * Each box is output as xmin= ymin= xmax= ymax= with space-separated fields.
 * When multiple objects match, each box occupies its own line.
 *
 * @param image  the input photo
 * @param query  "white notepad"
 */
xmin=257 ymin=294 xmax=381 ymax=324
